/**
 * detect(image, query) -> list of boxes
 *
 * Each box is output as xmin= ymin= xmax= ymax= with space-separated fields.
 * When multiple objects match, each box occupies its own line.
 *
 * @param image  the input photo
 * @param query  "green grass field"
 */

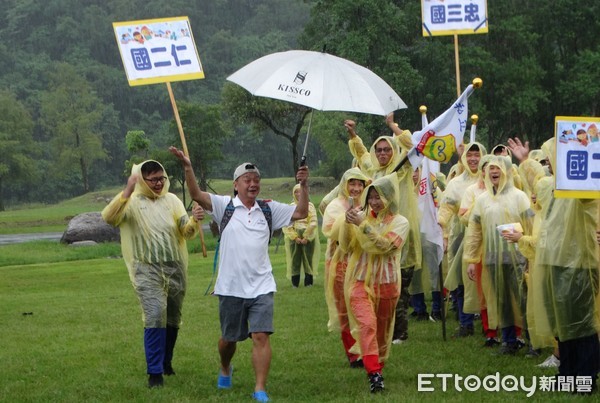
xmin=0 ymin=180 xmax=590 ymax=402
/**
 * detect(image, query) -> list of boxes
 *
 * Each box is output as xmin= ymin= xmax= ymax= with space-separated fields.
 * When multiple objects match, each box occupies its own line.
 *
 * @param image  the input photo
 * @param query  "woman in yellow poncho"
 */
xmin=283 ymin=184 xmax=320 ymax=287
xmin=321 ymin=167 xmax=370 ymax=368
xmin=344 ymin=174 xmax=409 ymax=393
xmin=438 ymin=141 xmax=487 ymax=336
xmin=346 ymin=115 xmax=422 ymax=342
xmin=102 ymin=160 xmax=202 ymax=387
xmin=458 ymin=154 xmax=496 ymax=345
xmin=531 ymin=138 xmax=600 ymax=388
xmin=464 ymin=155 xmax=534 ymax=354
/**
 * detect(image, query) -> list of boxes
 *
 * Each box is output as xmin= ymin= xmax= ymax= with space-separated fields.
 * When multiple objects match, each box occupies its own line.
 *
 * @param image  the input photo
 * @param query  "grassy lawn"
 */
xmin=0 ymin=178 xmax=590 ymax=401
xmin=0 ymin=246 xmax=582 ymax=402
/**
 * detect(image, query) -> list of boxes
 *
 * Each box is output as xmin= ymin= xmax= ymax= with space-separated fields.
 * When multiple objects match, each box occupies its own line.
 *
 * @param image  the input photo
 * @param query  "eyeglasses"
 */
xmin=144 ymin=176 xmax=167 ymax=184
xmin=375 ymin=147 xmax=392 ymax=154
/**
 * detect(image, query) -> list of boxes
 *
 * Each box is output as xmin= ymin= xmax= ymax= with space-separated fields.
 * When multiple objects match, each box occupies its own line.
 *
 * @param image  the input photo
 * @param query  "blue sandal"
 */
xmin=252 ymin=390 xmax=269 ymax=402
xmin=217 ymin=366 xmax=233 ymax=389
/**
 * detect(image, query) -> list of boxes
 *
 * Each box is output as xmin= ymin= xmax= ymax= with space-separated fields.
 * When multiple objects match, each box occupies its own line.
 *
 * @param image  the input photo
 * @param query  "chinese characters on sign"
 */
xmin=421 ymin=0 xmax=488 ymax=36
xmin=555 ymin=116 xmax=600 ymax=198
xmin=113 ymin=17 xmax=204 ymax=86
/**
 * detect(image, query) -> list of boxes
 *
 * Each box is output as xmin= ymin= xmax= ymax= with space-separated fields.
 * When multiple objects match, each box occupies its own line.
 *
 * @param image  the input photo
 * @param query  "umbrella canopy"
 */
xmin=226 ymin=50 xmax=407 ymax=116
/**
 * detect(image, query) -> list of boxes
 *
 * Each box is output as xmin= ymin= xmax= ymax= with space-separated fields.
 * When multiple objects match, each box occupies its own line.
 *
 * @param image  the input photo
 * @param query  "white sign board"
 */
xmin=554 ymin=116 xmax=600 ymax=198
xmin=113 ymin=16 xmax=204 ymax=86
xmin=421 ymin=0 xmax=488 ymax=37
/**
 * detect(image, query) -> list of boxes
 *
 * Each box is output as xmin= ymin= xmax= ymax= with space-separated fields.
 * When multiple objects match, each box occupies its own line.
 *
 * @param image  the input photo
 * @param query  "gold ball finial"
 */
xmin=471 ymin=114 xmax=479 ymax=124
xmin=472 ymin=77 xmax=483 ymax=88
xmin=419 ymin=105 xmax=427 ymax=114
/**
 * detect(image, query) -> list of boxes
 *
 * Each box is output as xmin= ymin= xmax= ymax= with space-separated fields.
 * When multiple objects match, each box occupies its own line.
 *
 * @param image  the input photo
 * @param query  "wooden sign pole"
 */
xmin=166 ymin=82 xmax=207 ymax=257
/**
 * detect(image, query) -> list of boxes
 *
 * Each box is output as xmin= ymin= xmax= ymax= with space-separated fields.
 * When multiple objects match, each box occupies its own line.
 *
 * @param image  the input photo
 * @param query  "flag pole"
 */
xmin=421 ymin=105 xmax=447 ymax=341
xmin=166 ymin=82 xmax=207 ymax=258
xmin=454 ymin=33 xmax=461 ymax=97
xmin=470 ymin=114 xmax=478 ymax=144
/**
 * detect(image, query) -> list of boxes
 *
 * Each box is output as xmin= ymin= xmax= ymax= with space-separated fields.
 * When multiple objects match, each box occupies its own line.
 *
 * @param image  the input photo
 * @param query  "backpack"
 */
xmin=219 ymin=199 xmax=273 ymax=241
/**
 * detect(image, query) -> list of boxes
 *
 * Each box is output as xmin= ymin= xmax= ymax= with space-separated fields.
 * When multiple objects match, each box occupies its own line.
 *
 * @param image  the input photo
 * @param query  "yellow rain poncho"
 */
xmin=439 ymin=142 xmax=487 ymax=291
xmin=515 ymin=174 xmax=556 ymax=349
xmin=348 ymin=134 xmax=422 ymax=274
xmin=344 ymin=174 xmax=409 ymax=369
xmin=457 ymin=154 xmax=493 ymax=314
xmin=531 ymin=138 xmax=600 ymax=342
xmin=282 ymin=184 xmax=320 ymax=282
xmin=102 ymin=160 xmax=199 ymax=327
xmin=321 ymin=168 xmax=370 ymax=366
xmin=322 ymin=168 xmax=370 ymax=333
xmin=463 ymin=156 xmax=534 ymax=331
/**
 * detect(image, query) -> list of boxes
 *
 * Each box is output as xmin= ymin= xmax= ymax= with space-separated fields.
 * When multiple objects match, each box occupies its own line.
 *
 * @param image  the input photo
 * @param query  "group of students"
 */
xmin=313 ymin=114 xmax=599 ymax=394
xmin=102 ymin=113 xmax=599 ymax=399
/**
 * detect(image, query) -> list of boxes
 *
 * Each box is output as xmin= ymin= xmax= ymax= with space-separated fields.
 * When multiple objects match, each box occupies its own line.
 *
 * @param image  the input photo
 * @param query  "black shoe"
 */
xmin=349 ymin=359 xmax=364 ymax=368
xmin=483 ymin=337 xmax=500 ymax=347
xmin=416 ymin=312 xmax=430 ymax=321
xmin=453 ymin=325 xmax=474 ymax=338
xmin=148 ymin=374 xmax=164 ymax=388
xmin=497 ymin=342 xmax=519 ymax=355
xmin=525 ymin=347 xmax=541 ymax=358
xmin=163 ymin=363 xmax=175 ymax=376
xmin=304 ymin=274 xmax=313 ymax=287
xmin=430 ymin=311 xmax=442 ymax=321
xmin=368 ymin=372 xmax=385 ymax=393
xmin=409 ymin=311 xmax=419 ymax=318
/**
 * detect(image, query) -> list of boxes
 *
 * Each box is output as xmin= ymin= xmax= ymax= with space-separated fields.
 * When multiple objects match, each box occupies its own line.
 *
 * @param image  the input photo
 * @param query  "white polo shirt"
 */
xmin=209 ymin=194 xmax=295 ymax=298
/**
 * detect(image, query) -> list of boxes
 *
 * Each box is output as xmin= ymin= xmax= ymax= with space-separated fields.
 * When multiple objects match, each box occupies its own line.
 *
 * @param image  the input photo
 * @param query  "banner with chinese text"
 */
xmin=113 ymin=16 xmax=204 ymax=86
xmin=421 ymin=0 xmax=488 ymax=37
xmin=554 ymin=116 xmax=600 ymax=198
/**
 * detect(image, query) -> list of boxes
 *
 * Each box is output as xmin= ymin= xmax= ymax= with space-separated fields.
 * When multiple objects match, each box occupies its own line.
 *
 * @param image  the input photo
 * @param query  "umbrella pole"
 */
xmin=300 ymin=110 xmax=314 ymax=167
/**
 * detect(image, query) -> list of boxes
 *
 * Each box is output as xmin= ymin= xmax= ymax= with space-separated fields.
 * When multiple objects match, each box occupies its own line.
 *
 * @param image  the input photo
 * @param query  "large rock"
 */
xmin=61 ymin=212 xmax=120 ymax=244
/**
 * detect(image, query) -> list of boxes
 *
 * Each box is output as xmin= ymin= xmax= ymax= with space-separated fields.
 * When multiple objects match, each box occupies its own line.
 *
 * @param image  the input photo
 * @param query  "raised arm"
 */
xmin=291 ymin=166 xmax=310 ymax=221
xmin=168 ymin=146 xmax=212 ymax=211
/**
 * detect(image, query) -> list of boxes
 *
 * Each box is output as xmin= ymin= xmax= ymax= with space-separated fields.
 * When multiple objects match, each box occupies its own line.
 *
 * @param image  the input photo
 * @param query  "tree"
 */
xmin=39 ymin=63 xmax=108 ymax=194
xmin=0 ymin=91 xmax=37 ymax=211
xmin=222 ymin=83 xmax=312 ymax=173
xmin=164 ymin=102 xmax=230 ymax=206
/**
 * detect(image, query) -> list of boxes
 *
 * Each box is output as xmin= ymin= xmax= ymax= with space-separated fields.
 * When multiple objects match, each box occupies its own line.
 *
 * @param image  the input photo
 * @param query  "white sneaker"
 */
xmin=537 ymin=354 xmax=560 ymax=368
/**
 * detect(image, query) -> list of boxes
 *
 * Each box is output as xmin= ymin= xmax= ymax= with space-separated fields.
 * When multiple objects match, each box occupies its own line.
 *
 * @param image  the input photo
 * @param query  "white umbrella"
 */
xmin=227 ymin=50 xmax=407 ymax=164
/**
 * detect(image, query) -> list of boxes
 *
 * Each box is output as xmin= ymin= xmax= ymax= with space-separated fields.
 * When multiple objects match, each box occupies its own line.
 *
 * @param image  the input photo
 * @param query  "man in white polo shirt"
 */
xmin=169 ymin=147 xmax=309 ymax=402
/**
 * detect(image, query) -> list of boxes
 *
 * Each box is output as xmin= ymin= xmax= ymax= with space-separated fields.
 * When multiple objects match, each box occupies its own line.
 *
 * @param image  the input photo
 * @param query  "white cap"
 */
xmin=233 ymin=162 xmax=260 ymax=181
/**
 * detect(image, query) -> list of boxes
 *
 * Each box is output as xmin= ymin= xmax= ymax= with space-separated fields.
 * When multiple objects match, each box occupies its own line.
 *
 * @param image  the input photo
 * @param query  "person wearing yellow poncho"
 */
xmin=345 ymin=114 xmax=421 ymax=343
xmin=464 ymin=155 xmax=534 ymax=355
xmin=344 ymin=174 xmax=409 ymax=393
xmin=457 ymin=154 xmax=497 ymax=346
xmin=321 ymin=167 xmax=370 ymax=368
xmin=102 ymin=160 xmax=203 ymax=388
xmin=282 ymin=184 xmax=320 ymax=287
xmin=502 ymin=146 xmax=555 ymax=352
xmin=438 ymin=141 xmax=487 ymax=337
xmin=531 ymin=138 xmax=600 ymax=391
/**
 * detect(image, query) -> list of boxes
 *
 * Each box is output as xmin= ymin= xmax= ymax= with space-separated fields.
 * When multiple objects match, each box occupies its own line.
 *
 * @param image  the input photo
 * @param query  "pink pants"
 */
xmin=349 ymin=281 xmax=399 ymax=374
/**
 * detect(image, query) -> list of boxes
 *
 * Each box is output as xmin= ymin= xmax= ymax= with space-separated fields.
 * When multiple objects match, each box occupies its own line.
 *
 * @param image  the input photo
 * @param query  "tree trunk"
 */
xmin=0 ymin=177 xmax=4 ymax=211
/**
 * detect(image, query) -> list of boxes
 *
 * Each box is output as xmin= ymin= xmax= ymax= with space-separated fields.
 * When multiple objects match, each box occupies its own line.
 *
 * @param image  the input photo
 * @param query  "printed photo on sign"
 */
xmin=421 ymin=0 xmax=489 ymax=37
xmin=554 ymin=116 xmax=600 ymax=198
xmin=113 ymin=16 xmax=204 ymax=86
